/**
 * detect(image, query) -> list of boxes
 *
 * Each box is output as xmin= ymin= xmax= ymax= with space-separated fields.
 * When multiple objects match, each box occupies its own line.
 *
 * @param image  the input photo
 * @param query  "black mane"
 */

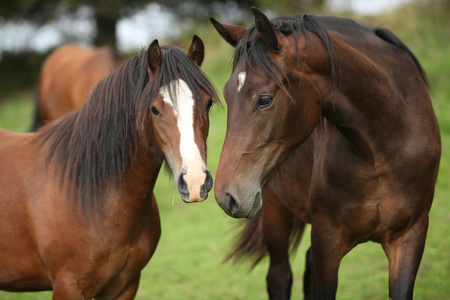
xmin=37 ymin=46 xmax=218 ymax=219
xmin=233 ymin=14 xmax=429 ymax=90
xmin=233 ymin=14 xmax=338 ymax=90
xmin=373 ymin=26 xmax=430 ymax=88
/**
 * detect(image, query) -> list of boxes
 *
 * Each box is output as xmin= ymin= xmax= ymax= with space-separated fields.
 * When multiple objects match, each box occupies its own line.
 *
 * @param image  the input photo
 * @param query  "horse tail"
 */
xmin=224 ymin=208 xmax=305 ymax=269
xmin=224 ymin=212 xmax=266 ymax=268
xmin=30 ymin=89 xmax=44 ymax=131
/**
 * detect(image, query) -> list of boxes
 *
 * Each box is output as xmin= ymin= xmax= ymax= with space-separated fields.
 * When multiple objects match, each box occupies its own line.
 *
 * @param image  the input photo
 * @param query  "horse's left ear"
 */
xmin=188 ymin=35 xmax=205 ymax=67
xmin=147 ymin=39 xmax=163 ymax=75
xmin=252 ymin=7 xmax=280 ymax=53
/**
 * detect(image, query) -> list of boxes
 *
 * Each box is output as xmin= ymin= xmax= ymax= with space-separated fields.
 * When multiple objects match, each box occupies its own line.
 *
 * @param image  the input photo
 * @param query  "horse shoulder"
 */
xmin=0 ymin=130 xmax=52 ymax=290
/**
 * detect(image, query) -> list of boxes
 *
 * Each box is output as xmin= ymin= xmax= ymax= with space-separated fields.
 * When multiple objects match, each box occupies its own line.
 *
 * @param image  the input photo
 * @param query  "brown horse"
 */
xmin=32 ymin=44 xmax=121 ymax=130
xmin=211 ymin=8 xmax=440 ymax=299
xmin=0 ymin=36 xmax=218 ymax=299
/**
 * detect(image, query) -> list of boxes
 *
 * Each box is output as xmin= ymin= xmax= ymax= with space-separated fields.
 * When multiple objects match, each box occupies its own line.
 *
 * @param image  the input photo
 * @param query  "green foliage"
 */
xmin=0 ymin=0 xmax=63 ymax=24
xmin=0 ymin=93 xmax=35 ymax=131
xmin=0 ymin=51 xmax=49 ymax=100
xmin=0 ymin=1 xmax=449 ymax=299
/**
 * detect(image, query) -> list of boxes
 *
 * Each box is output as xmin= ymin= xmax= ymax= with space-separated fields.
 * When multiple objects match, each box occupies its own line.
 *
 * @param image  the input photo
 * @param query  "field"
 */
xmin=0 ymin=2 xmax=449 ymax=299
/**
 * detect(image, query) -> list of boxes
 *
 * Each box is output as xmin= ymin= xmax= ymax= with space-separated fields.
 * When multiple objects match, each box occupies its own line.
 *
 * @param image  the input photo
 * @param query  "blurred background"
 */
xmin=1 ymin=0 xmax=444 ymax=97
xmin=0 ymin=0 xmax=449 ymax=299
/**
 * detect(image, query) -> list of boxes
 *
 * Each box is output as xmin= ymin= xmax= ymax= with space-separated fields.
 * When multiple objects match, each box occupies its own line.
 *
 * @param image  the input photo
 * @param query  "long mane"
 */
xmin=36 ymin=46 xmax=218 ymax=219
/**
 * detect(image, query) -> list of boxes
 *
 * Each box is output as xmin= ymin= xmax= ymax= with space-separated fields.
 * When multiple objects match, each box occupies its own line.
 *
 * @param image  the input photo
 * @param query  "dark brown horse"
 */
xmin=0 ymin=36 xmax=218 ymax=299
xmin=32 ymin=44 xmax=121 ymax=130
xmin=211 ymin=8 xmax=440 ymax=299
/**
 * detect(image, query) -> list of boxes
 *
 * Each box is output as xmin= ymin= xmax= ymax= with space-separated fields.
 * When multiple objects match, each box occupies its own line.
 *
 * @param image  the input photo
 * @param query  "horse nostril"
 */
xmin=225 ymin=192 xmax=240 ymax=217
xmin=177 ymin=173 xmax=189 ymax=199
xmin=201 ymin=170 xmax=213 ymax=194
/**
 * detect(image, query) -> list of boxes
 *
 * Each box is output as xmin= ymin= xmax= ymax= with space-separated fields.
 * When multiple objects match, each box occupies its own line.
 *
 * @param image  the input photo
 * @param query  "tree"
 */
xmin=0 ymin=0 xmax=327 ymax=50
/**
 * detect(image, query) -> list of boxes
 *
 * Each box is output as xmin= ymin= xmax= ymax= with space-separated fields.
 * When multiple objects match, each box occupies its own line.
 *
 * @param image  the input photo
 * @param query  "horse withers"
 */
xmin=0 ymin=36 xmax=218 ymax=299
xmin=211 ymin=8 xmax=440 ymax=299
xmin=32 ymin=44 xmax=121 ymax=130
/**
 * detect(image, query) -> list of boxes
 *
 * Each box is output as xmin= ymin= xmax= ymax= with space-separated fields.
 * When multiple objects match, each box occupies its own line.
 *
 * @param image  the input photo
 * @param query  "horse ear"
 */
xmin=188 ymin=35 xmax=205 ymax=67
xmin=251 ymin=7 xmax=280 ymax=52
xmin=209 ymin=17 xmax=247 ymax=47
xmin=147 ymin=39 xmax=163 ymax=75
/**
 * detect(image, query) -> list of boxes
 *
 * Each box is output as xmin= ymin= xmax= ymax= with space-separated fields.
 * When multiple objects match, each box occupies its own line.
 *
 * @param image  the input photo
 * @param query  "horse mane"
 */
xmin=233 ymin=14 xmax=338 ymax=91
xmin=373 ymin=26 xmax=430 ymax=88
xmin=36 ymin=46 xmax=218 ymax=220
xmin=233 ymin=14 xmax=429 ymax=91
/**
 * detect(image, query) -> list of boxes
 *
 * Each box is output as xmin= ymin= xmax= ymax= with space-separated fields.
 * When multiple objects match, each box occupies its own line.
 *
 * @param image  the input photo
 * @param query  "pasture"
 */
xmin=0 ymin=2 xmax=448 ymax=299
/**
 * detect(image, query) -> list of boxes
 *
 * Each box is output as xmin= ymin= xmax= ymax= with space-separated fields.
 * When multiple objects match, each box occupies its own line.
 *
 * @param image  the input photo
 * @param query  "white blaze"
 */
xmin=159 ymin=79 xmax=206 ymax=201
xmin=237 ymin=71 xmax=246 ymax=92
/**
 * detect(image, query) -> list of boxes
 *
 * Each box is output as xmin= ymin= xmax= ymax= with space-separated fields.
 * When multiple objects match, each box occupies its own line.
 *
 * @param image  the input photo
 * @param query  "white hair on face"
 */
xmin=159 ymin=79 xmax=206 ymax=200
xmin=237 ymin=71 xmax=246 ymax=92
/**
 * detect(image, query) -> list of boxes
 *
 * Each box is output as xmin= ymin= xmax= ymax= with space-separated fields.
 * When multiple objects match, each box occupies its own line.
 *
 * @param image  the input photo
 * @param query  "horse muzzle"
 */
xmin=177 ymin=169 xmax=213 ymax=203
xmin=216 ymin=189 xmax=262 ymax=219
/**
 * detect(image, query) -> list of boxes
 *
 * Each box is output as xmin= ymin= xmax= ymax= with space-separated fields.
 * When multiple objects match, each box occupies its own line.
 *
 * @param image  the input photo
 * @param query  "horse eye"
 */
xmin=256 ymin=96 xmax=274 ymax=109
xmin=206 ymin=99 xmax=213 ymax=112
xmin=151 ymin=106 xmax=161 ymax=116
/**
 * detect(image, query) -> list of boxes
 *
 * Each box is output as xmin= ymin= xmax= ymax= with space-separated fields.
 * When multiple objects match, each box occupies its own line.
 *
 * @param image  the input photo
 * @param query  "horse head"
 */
xmin=211 ymin=8 xmax=326 ymax=217
xmin=146 ymin=36 xmax=216 ymax=203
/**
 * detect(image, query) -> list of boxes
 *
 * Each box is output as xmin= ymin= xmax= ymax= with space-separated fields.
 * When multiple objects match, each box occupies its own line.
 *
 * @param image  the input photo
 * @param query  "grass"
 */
xmin=0 ymin=1 xmax=449 ymax=299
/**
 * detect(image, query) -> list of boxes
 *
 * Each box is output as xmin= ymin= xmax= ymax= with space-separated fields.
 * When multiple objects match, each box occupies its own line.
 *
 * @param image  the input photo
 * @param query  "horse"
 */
xmin=211 ymin=8 xmax=441 ymax=299
xmin=32 ymin=44 xmax=121 ymax=130
xmin=0 ymin=35 xmax=218 ymax=299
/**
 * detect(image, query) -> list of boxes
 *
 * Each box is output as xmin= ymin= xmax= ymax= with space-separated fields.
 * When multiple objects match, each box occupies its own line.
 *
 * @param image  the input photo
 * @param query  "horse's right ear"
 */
xmin=209 ymin=17 xmax=247 ymax=47
xmin=147 ymin=39 xmax=162 ymax=75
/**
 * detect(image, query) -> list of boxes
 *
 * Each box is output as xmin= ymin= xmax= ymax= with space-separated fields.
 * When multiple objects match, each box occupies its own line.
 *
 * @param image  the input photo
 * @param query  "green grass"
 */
xmin=0 ymin=1 xmax=449 ymax=299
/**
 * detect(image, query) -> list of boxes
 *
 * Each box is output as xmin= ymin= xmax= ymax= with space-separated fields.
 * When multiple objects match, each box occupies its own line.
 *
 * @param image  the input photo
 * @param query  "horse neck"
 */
xmin=120 ymin=141 xmax=163 ymax=207
xmin=318 ymin=35 xmax=433 ymax=166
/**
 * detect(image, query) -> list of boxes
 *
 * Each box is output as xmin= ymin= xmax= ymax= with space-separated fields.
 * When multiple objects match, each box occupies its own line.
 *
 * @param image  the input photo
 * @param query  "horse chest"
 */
xmin=311 ymin=159 xmax=416 ymax=242
xmin=310 ymin=138 xmax=411 ymax=237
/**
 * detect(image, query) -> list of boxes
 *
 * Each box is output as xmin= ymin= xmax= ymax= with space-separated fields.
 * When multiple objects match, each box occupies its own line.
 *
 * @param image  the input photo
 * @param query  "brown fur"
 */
xmin=32 ymin=44 xmax=121 ymax=130
xmin=0 ymin=37 xmax=217 ymax=299
xmin=213 ymin=9 xmax=440 ymax=300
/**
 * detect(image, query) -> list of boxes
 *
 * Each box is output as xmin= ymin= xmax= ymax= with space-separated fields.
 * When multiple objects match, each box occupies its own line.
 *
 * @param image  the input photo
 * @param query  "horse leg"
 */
xmin=266 ymin=248 xmax=293 ymax=300
xmin=303 ymin=247 xmax=312 ymax=299
xmin=116 ymin=275 xmax=141 ymax=300
xmin=51 ymin=276 xmax=87 ymax=300
xmin=382 ymin=212 xmax=429 ymax=300
xmin=263 ymin=188 xmax=298 ymax=300
xmin=309 ymin=217 xmax=348 ymax=300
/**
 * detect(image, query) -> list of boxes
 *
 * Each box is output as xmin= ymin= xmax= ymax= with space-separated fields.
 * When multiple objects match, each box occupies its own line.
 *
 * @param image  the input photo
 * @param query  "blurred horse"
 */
xmin=32 ymin=44 xmax=121 ymax=130
xmin=212 ymin=8 xmax=440 ymax=299
xmin=0 ymin=36 xmax=218 ymax=299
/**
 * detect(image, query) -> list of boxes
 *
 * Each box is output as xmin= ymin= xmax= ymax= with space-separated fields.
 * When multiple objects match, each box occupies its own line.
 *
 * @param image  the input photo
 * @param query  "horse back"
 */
xmin=37 ymin=44 xmax=119 ymax=123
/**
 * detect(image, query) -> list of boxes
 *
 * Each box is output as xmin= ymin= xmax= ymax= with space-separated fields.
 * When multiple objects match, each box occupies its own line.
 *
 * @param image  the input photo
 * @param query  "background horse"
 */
xmin=32 ymin=44 xmax=121 ymax=130
xmin=0 ymin=36 xmax=218 ymax=299
xmin=211 ymin=8 xmax=440 ymax=300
